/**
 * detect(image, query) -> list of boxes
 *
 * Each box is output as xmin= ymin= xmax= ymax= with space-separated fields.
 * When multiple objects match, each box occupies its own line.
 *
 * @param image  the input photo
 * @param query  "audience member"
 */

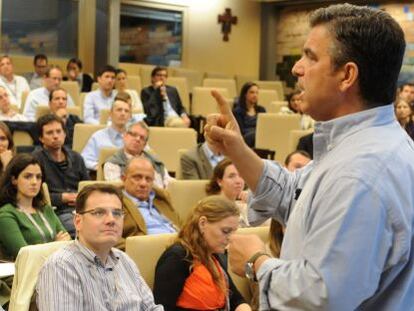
xmin=141 ymin=66 xmax=190 ymax=127
xmin=0 ymin=122 xmax=14 ymax=174
xmin=24 ymin=65 xmax=75 ymax=121
xmin=81 ymin=97 xmax=131 ymax=170
xmin=48 ymin=87 xmax=82 ymax=147
xmin=64 ymin=58 xmax=94 ymax=92
xmin=83 ymin=65 xmax=117 ymax=124
xmin=0 ymin=86 xmax=27 ymax=121
xmin=119 ymin=157 xmax=180 ymax=250
xmin=180 ymin=139 xmax=224 ymax=180
xmin=0 ymin=154 xmax=70 ymax=259
xmin=115 ymin=68 xmax=143 ymax=111
xmin=395 ymin=99 xmax=414 ymax=140
xmin=104 ymin=121 xmax=172 ymax=188
xmin=33 ymin=114 xmax=89 ymax=237
xmin=282 ymin=89 xmax=315 ymax=130
xmin=153 ymin=195 xmax=250 ymax=311
xmin=36 ymin=184 xmax=162 ymax=310
xmin=284 ymin=150 xmax=311 ymax=171
xmin=398 ymin=83 xmax=414 ymax=107
xmin=233 ymin=82 xmax=266 ymax=148
xmin=23 ymin=54 xmax=48 ymax=90
xmin=296 ymin=132 xmax=313 ymax=158
xmin=0 ymin=55 xmax=30 ymax=109
xmin=205 ymin=158 xmax=249 ymax=226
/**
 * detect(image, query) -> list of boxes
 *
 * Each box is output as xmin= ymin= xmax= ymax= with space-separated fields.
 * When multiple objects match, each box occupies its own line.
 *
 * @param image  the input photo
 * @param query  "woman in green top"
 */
xmin=0 ymin=154 xmax=71 ymax=259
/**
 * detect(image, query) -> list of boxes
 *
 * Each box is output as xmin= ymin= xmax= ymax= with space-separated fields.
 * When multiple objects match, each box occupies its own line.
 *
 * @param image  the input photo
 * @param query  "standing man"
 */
xmin=24 ymin=65 xmax=75 ymax=121
xmin=206 ymin=4 xmax=414 ymax=310
xmin=24 ymin=54 xmax=48 ymax=90
xmin=141 ymin=66 xmax=190 ymax=127
xmin=0 ymin=55 xmax=30 ymax=109
xmin=83 ymin=65 xmax=117 ymax=124
xmin=36 ymin=184 xmax=163 ymax=310
xmin=33 ymin=114 xmax=89 ymax=237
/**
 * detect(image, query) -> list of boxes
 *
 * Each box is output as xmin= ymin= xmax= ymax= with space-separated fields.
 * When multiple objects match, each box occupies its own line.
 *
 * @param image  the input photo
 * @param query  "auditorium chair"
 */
xmin=203 ymin=78 xmax=237 ymax=99
xmin=257 ymin=89 xmax=280 ymax=111
xmin=169 ymin=67 xmax=204 ymax=94
xmin=191 ymin=87 xmax=230 ymax=117
xmin=288 ymin=129 xmax=314 ymax=154
xmin=35 ymin=106 xmax=82 ymax=120
xmin=60 ymin=81 xmax=80 ymax=106
xmin=72 ymin=123 xmax=105 ymax=153
xmin=254 ymin=80 xmax=284 ymax=100
xmin=166 ymin=77 xmax=190 ymax=113
xmin=268 ymin=101 xmax=288 ymax=113
xmin=77 ymin=180 xmax=123 ymax=192
xmin=235 ymin=74 xmax=257 ymax=93
xmin=126 ymin=74 xmax=142 ymax=95
xmin=255 ymin=113 xmax=301 ymax=163
xmin=118 ymin=62 xmax=141 ymax=76
xmin=96 ymin=147 xmax=119 ymax=181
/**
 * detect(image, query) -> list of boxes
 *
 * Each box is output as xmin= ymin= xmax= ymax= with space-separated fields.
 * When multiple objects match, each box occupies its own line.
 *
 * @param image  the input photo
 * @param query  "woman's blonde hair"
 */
xmin=176 ymin=195 xmax=240 ymax=293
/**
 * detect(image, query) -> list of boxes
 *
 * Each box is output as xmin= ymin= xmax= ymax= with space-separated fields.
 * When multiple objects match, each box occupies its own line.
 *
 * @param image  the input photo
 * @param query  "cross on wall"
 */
xmin=218 ymin=8 xmax=238 ymax=42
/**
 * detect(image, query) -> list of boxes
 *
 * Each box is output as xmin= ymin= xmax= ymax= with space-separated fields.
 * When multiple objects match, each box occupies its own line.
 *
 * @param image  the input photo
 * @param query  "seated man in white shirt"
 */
xmin=23 ymin=65 xmax=75 ymax=121
xmin=36 ymin=183 xmax=163 ymax=310
xmin=0 ymin=55 xmax=30 ymax=109
xmin=23 ymin=54 xmax=48 ymax=90
xmin=104 ymin=121 xmax=172 ymax=188
xmin=81 ymin=96 xmax=131 ymax=170
xmin=83 ymin=65 xmax=117 ymax=124
xmin=0 ymin=86 xmax=27 ymax=121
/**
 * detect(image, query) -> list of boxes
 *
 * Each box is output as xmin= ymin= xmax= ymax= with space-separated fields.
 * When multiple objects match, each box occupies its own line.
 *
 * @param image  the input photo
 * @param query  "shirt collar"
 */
xmin=74 ymin=239 xmax=119 ymax=268
xmin=123 ymin=189 xmax=155 ymax=210
xmin=203 ymin=142 xmax=220 ymax=159
xmin=313 ymin=104 xmax=396 ymax=163
xmin=107 ymin=126 xmax=124 ymax=139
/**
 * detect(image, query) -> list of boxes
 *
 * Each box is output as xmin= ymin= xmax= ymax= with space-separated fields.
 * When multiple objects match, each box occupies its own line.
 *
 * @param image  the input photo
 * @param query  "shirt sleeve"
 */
xmin=83 ymin=94 xmax=99 ymax=124
xmin=81 ymin=135 xmax=99 ymax=170
xmin=23 ymin=92 xmax=37 ymax=121
xmin=256 ymin=175 xmax=393 ymax=310
xmin=0 ymin=209 xmax=28 ymax=258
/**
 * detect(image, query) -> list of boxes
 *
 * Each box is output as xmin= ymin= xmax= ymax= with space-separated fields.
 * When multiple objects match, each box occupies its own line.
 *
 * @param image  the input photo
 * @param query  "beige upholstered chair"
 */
xmin=191 ymin=87 xmax=230 ymax=117
xmin=60 ymin=81 xmax=80 ymax=106
xmin=79 ymin=92 xmax=87 ymax=118
xmin=126 ymin=75 xmax=142 ymax=95
xmin=78 ymin=180 xmax=123 ymax=192
xmin=20 ymin=91 xmax=30 ymax=113
xmin=91 ymin=82 xmax=99 ymax=91
xmin=118 ymin=62 xmax=141 ymax=76
xmin=255 ymin=80 xmax=284 ymax=101
xmin=139 ymin=65 xmax=156 ymax=89
xmin=258 ymin=89 xmax=280 ymax=111
xmin=268 ymin=101 xmax=288 ymax=113
xmin=147 ymin=127 xmax=197 ymax=174
xmin=13 ymin=131 xmax=33 ymax=147
xmin=166 ymin=179 xmax=209 ymax=221
xmin=35 ymin=106 xmax=82 ymax=120
xmin=169 ymin=67 xmax=204 ymax=94
xmin=255 ymin=113 xmax=301 ymax=163
xmin=72 ymin=124 xmax=105 ymax=153
xmin=126 ymin=233 xmax=177 ymax=289
xmin=288 ymin=129 xmax=313 ymax=153
xmin=175 ymin=148 xmax=188 ymax=180
xmin=9 ymin=241 xmax=73 ymax=311
xmin=205 ymin=72 xmax=234 ymax=80
xmin=167 ymin=77 xmax=190 ymax=113
xmin=42 ymin=183 xmax=51 ymax=206
xmin=203 ymin=78 xmax=237 ymax=99
xmin=96 ymin=147 xmax=119 ymax=181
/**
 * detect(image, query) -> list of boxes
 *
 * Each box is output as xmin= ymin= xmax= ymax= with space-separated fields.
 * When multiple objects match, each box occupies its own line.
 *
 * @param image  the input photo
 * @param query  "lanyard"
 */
xmin=22 ymin=209 xmax=54 ymax=242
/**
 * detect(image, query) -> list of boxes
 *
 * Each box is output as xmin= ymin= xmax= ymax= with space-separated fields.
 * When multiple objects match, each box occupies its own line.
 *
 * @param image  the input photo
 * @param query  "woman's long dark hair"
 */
xmin=205 ymin=158 xmax=233 ymax=196
xmin=237 ymin=82 xmax=259 ymax=112
xmin=0 ymin=154 xmax=46 ymax=210
xmin=0 ymin=122 xmax=14 ymax=172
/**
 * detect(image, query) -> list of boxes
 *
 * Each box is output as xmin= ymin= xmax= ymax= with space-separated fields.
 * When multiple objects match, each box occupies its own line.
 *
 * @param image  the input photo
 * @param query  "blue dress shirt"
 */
xmin=83 ymin=89 xmax=117 ymax=124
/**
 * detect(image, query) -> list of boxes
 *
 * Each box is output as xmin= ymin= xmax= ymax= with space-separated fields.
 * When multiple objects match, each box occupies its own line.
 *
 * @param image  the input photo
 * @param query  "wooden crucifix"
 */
xmin=218 ymin=8 xmax=238 ymax=42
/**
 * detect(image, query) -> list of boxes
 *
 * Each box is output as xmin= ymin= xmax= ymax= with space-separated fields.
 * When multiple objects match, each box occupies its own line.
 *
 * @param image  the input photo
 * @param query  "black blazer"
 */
xmin=153 ymin=243 xmax=245 ymax=311
xmin=141 ymin=85 xmax=186 ymax=126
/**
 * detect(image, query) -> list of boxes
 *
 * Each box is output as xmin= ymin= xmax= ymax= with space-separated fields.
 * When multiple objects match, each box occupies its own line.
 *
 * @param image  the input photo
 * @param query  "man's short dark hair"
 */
xmin=49 ymin=87 xmax=67 ymax=102
xmin=310 ymin=4 xmax=405 ymax=108
xmin=45 ymin=65 xmax=62 ymax=77
xmin=285 ymin=150 xmax=311 ymax=166
xmin=151 ymin=66 xmax=168 ymax=78
xmin=67 ymin=58 xmax=83 ymax=70
xmin=76 ymin=183 xmax=123 ymax=213
xmin=37 ymin=114 xmax=65 ymax=137
xmin=400 ymin=83 xmax=414 ymax=91
xmin=97 ymin=65 xmax=117 ymax=77
xmin=34 ymin=54 xmax=48 ymax=64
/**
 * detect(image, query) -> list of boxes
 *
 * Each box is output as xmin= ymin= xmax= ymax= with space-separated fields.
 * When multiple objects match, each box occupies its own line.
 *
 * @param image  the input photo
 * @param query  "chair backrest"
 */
xmin=258 ymin=90 xmax=280 ymax=111
xmin=170 ymin=67 xmax=204 ymax=93
xmin=147 ymin=127 xmax=197 ymax=173
xmin=167 ymin=77 xmax=190 ymax=113
xmin=126 ymin=75 xmax=142 ymax=95
xmin=99 ymin=109 xmax=110 ymax=125
xmin=13 ymin=131 xmax=33 ymax=147
xmin=205 ymin=72 xmax=234 ymax=80
xmin=191 ymin=87 xmax=230 ymax=117
xmin=268 ymin=101 xmax=288 ymax=113
xmin=203 ymin=78 xmax=237 ymax=99
xmin=235 ymin=74 xmax=257 ymax=94
xmin=255 ymin=113 xmax=301 ymax=163
xmin=20 ymin=91 xmax=30 ymax=113
xmin=288 ymin=129 xmax=313 ymax=154
xmin=118 ymin=62 xmax=141 ymax=76
xmin=91 ymin=82 xmax=99 ymax=91
xmin=125 ymin=233 xmax=177 ymax=289
xmin=77 ymin=180 xmax=123 ymax=192
xmin=35 ymin=106 xmax=82 ymax=120
xmin=254 ymin=80 xmax=284 ymax=101
xmin=228 ymin=226 xmax=270 ymax=302
xmin=60 ymin=81 xmax=80 ymax=106
xmin=9 ymin=241 xmax=73 ymax=311
xmin=175 ymin=148 xmax=188 ymax=180
xmin=79 ymin=92 xmax=87 ymax=118
xmin=72 ymin=123 xmax=105 ymax=153
xmin=166 ymin=179 xmax=209 ymax=221
xmin=42 ymin=183 xmax=51 ymax=206
xmin=139 ymin=65 xmax=156 ymax=89
xmin=96 ymin=147 xmax=119 ymax=181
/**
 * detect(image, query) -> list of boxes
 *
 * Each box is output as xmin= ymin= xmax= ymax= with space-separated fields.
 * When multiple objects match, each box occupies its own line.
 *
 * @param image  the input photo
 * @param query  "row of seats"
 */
xmin=10 ymin=226 xmax=270 ymax=310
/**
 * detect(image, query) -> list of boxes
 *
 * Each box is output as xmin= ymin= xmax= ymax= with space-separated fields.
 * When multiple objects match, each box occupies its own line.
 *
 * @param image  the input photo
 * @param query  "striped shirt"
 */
xmin=36 ymin=240 xmax=163 ymax=311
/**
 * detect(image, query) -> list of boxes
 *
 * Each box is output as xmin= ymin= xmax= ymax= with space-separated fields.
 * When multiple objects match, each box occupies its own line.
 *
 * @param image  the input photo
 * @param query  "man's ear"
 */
xmin=339 ymin=62 xmax=359 ymax=92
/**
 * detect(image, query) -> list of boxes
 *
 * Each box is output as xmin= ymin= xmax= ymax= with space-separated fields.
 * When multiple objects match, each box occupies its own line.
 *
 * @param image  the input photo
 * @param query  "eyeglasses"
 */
xmin=127 ymin=131 xmax=147 ymax=141
xmin=77 ymin=208 xmax=125 ymax=219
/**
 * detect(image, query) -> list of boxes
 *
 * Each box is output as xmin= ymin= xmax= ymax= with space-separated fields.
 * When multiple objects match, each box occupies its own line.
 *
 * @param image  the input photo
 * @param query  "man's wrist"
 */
xmin=253 ymin=253 xmax=271 ymax=273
